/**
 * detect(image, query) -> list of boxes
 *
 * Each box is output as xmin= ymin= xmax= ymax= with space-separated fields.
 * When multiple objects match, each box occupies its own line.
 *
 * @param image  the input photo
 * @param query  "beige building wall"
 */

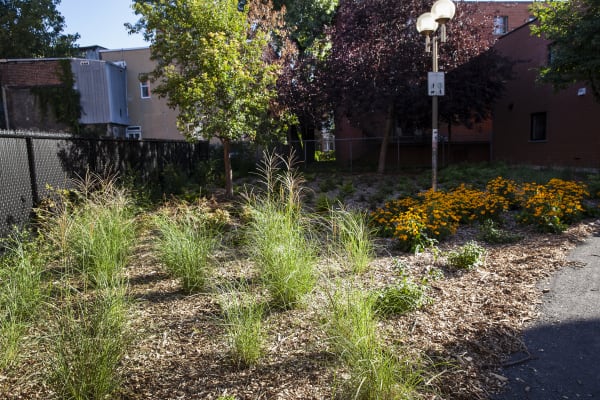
xmin=100 ymin=47 xmax=185 ymax=141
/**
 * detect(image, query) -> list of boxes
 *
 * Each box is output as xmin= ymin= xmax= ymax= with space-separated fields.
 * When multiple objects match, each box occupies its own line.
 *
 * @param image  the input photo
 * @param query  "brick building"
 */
xmin=492 ymin=21 xmax=600 ymax=169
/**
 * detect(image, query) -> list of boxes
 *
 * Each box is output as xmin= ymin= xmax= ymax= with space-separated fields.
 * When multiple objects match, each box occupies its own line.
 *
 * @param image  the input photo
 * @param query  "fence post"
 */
xmin=25 ymin=137 xmax=39 ymax=205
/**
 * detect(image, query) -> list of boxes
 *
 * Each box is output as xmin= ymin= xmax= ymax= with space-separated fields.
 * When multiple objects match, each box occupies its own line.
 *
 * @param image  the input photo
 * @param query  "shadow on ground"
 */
xmin=494 ymin=319 xmax=600 ymax=399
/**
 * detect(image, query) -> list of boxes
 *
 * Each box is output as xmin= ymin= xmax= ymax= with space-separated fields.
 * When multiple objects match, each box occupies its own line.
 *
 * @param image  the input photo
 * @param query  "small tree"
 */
xmin=130 ymin=0 xmax=285 ymax=197
xmin=325 ymin=0 xmax=499 ymax=173
xmin=531 ymin=0 xmax=600 ymax=101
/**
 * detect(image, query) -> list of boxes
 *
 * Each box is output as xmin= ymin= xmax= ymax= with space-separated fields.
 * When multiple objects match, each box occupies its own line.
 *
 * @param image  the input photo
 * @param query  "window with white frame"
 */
xmin=493 ymin=16 xmax=508 ymax=35
xmin=140 ymin=80 xmax=151 ymax=99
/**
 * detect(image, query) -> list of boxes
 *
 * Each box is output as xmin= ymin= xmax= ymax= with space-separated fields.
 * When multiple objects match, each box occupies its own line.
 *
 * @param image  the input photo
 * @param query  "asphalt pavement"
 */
xmin=494 ymin=223 xmax=600 ymax=399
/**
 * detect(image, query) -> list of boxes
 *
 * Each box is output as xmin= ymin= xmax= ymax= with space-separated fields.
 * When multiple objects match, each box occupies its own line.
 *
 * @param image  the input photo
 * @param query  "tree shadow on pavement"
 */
xmin=494 ymin=319 xmax=600 ymax=399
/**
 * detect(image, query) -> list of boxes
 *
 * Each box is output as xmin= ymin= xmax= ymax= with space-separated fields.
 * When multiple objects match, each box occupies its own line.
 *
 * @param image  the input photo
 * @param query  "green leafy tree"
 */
xmin=273 ymin=0 xmax=338 ymax=53
xmin=531 ymin=0 xmax=600 ymax=101
xmin=0 ymin=0 xmax=79 ymax=58
xmin=130 ymin=0 xmax=284 ymax=197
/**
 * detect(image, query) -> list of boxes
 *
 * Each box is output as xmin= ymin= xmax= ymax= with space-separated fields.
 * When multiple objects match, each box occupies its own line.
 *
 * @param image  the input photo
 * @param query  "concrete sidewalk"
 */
xmin=494 ymin=224 xmax=600 ymax=399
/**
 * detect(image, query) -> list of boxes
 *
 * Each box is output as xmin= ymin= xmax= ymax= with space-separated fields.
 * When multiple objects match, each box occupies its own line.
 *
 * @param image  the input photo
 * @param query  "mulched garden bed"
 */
xmin=2 ymin=195 xmax=598 ymax=400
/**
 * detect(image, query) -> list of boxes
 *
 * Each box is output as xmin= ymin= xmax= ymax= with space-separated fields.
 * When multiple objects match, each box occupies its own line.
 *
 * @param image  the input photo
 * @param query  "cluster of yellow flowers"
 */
xmin=516 ymin=178 xmax=589 ymax=232
xmin=371 ymin=177 xmax=590 ymax=249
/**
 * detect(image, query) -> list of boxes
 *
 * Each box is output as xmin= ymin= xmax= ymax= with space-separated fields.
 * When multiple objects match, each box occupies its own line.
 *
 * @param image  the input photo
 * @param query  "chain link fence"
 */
xmin=0 ymin=130 xmax=209 ymax=239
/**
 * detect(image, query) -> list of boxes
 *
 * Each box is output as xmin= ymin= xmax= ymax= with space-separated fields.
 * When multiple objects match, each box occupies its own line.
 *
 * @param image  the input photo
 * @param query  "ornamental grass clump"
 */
xmin=48 ymin=287 xmax=130 ymax=400
xmin=0 ymin=231 xmax=46 ymax=370
xmin=325 ymin=287 xmax=423 ymax=399
xmin=153 ymin=202 xmax=223 ymax=294
xmin=330 ymin=205 xmax=376 ymax=273
xmin=39 ymin=174 xmax=137 ymax=288
xmin=244 ymin=152 xmax=318 ymax=309
xmin=219 ymin=289 xmax=266 ymax=367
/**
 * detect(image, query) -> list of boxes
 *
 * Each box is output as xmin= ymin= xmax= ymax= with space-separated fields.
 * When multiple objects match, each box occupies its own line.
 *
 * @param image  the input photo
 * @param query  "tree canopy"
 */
xmin=0 ymin=0 xmax=79 ymax=58
xmin=322 ymin=0 xmax=510 ymax=172
xmin=531 ymin=0 xmax=600 ymax=101
xmin=129 ymin=0 xmax=287 ymax=197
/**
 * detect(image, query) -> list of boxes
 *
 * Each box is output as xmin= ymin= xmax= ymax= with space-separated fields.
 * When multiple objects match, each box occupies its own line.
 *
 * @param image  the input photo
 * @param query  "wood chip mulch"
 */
xmin=2 ymin=213 xmax=598 ymax=400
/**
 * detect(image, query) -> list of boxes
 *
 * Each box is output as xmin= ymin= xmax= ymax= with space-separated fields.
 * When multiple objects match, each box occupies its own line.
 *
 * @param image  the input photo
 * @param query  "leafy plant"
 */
xmin=447 ymin=241 xmax=486 ymax=270
xmin=373 ymin=278 xmax=431 ymax=317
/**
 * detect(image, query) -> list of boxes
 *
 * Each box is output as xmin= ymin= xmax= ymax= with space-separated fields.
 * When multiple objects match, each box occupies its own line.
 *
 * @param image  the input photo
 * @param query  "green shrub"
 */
xmin=447 ymin=241 xmax=486 ymax=270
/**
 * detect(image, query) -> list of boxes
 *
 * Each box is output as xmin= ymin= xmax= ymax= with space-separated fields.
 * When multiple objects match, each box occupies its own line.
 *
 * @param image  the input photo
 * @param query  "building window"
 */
xmin=493 ymin=16 xmax=508 ymax=35
xmin=530 ymin=112 xmax=547 ymax=141
xmin=140 ymin=80 xmax=151 ymax=98
xmin=547 ymin=43 xmax=557 ymax=65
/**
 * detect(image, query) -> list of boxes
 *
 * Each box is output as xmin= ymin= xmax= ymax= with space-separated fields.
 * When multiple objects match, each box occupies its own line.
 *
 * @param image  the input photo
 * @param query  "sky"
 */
xmin=57 ymin=0 xmax=148 ymax=50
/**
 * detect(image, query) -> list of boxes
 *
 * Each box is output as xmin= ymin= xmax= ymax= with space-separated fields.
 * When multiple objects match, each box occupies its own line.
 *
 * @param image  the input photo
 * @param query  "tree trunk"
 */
xmin=222 ymin=138 xmax=234 ymax=198
xmin=377 ymin=103 xmax=394 ymax=174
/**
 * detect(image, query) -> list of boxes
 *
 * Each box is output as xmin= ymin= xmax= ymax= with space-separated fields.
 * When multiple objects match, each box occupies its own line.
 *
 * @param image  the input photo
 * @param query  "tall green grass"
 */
xmin=0 ymin=231 xmax=46 ymax=369
xmin=34 ymin=174 xmax=134 ymax=397
xmin=219 ymin=288 xmax=266 ymax=367
xmin=330 ymin=206 xmax=375 ymax=273
xmin=244 ymin=152 xmax=318 ymax=309
xmin=325 ymin=287 xmax=423 ymax=399
xmin=153 ymin=204 xmax=222 ymax=293
xmin=48 ymin=287 xmax=130 ymax=400
xmin=38 ymin=174 xmax=136 ymax=288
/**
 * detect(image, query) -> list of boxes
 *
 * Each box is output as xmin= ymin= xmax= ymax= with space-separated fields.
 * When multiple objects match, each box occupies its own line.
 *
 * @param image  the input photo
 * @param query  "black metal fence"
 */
xmin=0 ymin=130 xmax=209 ymax=238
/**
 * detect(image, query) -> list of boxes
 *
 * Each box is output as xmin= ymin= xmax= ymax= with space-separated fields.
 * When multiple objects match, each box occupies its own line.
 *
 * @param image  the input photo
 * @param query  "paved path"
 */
xmin=494 ymin=227 xmax=600 ymax=399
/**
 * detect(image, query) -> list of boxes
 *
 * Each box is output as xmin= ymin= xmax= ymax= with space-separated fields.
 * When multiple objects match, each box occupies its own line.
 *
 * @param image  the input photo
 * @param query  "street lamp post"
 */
xmin=416 ymin=0 xmax=455 ymax=191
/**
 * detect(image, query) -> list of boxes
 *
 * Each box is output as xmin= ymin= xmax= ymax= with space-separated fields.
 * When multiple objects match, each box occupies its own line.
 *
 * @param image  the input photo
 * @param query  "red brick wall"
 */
xmin=474 ymin=2 xmax=534 ymax=34
xmin=492 ymin=22 xmax=600 ymax=169
xmin=0 ymin=60 xmax=63 ymax=87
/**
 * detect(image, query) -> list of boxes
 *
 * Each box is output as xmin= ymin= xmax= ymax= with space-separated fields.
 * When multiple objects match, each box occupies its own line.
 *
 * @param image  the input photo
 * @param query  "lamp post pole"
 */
xmin=417 ymin=0 xmax=455 ymax=192
xmin=431 ymin=35 xmax=439 ymax=192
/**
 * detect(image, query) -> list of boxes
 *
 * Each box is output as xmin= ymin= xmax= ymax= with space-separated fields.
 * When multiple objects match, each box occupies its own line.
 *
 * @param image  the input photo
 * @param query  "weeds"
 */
xmin=447 ymin=241 xmax=486 ymax=270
